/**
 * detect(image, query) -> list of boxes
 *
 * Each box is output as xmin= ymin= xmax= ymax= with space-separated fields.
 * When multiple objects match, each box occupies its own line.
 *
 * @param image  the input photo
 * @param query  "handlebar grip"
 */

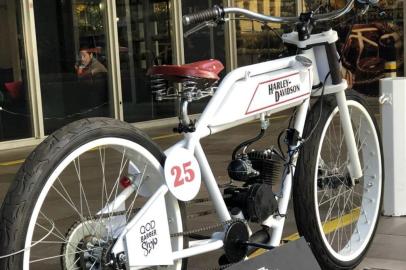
xmin=357 ymin=0 xmax=379 ymax=5
xmin=183 ymin=5 xmax=224 ymax=26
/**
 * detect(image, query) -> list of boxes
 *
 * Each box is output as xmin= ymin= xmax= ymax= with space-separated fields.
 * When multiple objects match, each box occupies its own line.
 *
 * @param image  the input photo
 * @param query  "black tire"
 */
xmin=293 ymin=91 xmax=383 ymax=269
xmin=0 ymin=117 xmax=187 ymax=270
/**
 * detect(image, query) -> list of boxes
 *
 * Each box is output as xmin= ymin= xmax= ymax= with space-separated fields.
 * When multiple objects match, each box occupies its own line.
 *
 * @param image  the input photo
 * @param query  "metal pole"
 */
xmin=21 ymin=0 xmax=45 ymax=138
xmin=224 ymin=0 xmax=237 ymax=71
xmin=171 ymin=0 xmax=185 ymax=65
xmin=105 ymin=0 xmax=124 ymax=120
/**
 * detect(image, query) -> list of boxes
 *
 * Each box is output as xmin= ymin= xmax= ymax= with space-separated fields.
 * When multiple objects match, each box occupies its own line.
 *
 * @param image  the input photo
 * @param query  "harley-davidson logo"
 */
xmin=268 ymin=79 xmax=301 ymax=102
xmin=246 ymin=72 xmax=310 ymax=115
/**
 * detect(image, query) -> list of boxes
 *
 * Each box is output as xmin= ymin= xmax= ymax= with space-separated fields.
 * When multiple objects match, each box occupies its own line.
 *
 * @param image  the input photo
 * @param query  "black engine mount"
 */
xmin=225 ymin=149 xmax=282 ymax=223
xmin=224 ymin=183 xmax=278 ymax=223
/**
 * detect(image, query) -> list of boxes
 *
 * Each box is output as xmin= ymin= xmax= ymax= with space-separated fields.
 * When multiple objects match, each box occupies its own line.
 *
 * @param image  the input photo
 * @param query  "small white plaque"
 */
xmin=124 ymin=191 xmax=174 ymax=266
xmin=164 ymin=147 xmax=201 ymax=201
xmin=246 ymin=72 xmax=310 ymax=114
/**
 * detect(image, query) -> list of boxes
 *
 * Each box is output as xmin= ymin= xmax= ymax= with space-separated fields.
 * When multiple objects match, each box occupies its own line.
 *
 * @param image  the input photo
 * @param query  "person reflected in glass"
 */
xmin=75 ymin=48 xmax=107 ymax=78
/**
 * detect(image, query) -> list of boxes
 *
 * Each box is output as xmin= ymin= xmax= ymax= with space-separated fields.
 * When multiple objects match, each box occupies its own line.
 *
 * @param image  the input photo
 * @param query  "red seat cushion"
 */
xmin=148 ymin=59 xmax=224 ymax=81
xmin=4 ymin=81 xmax=23 ymax=100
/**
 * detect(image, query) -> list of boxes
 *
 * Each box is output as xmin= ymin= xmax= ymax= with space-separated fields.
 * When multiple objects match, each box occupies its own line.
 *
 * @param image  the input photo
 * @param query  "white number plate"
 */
xmin=164 ymin=147 xmax=201 ymax=201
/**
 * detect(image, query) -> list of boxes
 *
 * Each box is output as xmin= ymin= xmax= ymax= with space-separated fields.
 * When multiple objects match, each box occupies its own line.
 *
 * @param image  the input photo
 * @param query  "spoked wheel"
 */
xmin=0 ymin=118 xmax=186 ymax=270
xmin=294 ymin=91 xmax=383 ymax=269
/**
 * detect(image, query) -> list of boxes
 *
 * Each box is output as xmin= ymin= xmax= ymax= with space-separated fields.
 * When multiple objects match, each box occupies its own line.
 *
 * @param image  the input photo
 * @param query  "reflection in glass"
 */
xmin=0 ymin=0 xmax=33 ymax=141
xmin=333 ymin=0 xmax=404 ymax=96
xmin=235 ymin=0 xmax=296 ymax=67
xmin=117 ymin=0 xmax=176 ymax=123
xmin=182 ymin=0 xmax=226 ymax=114
xmin=34 ymin=0 xmax=112 ymax=135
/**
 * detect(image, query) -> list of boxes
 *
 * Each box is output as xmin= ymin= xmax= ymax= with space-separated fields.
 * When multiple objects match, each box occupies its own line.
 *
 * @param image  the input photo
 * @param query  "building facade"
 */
xmin=0 ymin=0 xmax=404 ymax=149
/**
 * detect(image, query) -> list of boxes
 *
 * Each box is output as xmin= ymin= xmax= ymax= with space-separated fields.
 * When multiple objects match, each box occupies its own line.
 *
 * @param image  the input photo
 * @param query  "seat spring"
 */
xmin=183 ymin=80 xmax=198 ymax=92
xmin=150 ymin=74 xmax=166 ymax=92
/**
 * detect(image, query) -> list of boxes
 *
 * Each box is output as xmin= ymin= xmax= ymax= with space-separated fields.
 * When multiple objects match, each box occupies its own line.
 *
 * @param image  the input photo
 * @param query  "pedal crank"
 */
xmin=223 ymin=220 xmax=249 ymax=263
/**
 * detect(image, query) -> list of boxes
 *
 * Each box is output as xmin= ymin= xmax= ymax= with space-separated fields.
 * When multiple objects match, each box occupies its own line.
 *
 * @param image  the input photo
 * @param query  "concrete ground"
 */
xmin=0 ymin=99 xmax=404 ymax=270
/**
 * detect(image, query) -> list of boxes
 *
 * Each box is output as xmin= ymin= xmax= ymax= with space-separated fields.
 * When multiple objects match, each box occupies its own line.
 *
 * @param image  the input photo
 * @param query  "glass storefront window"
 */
xmin=0 ymin=0 xmax=33 ymax=141
xmin=117 ymin=0 xmax=176 ymax=123
xmin=34 ymin=0 xmax=112 ymax=135
xmin=0 ymin=0 xmax=403 ymax=147
xmin=182 ymin=0 xmax=226 ymax=114
xmin=235 ymin=0 xmax=297 ymax=67
xmin=332 ymin=0 xmax=404 ymax=96
xmin=182 ymin=0 xmax=226 ymax=72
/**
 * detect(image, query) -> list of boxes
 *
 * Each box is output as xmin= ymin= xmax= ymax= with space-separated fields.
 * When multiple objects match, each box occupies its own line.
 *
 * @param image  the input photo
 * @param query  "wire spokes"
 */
xmin=26 ymin=144 xmax=162 ymax=270
xmin=316 ymin=104 xmax=375 ymax=256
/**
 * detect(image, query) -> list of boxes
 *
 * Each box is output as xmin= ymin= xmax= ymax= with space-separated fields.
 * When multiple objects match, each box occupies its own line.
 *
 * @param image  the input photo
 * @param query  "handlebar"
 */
xmin=183 ymin=5 xmax=224 ymax=26
xmin=183 ymin=0 xmax=369 ymax=26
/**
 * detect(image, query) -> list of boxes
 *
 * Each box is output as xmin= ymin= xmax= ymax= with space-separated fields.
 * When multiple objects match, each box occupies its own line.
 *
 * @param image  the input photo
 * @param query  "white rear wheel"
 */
xmin=0 ymin=118 xmax=186 ymax=270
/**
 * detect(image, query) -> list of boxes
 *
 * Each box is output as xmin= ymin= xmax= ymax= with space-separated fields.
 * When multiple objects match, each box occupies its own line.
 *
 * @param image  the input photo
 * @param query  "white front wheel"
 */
xmin=293 ymin=91 xmax=382 ymax=269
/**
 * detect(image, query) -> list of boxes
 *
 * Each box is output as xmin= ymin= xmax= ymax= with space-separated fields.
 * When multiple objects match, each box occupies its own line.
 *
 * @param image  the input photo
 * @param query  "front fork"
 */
xmin=336 ymin=90 xmax=363 ymax=184
xmin=326 ymin=42 xmax=363 ymax=183
xmin=303 ymin=42 xmax=363 ymax=183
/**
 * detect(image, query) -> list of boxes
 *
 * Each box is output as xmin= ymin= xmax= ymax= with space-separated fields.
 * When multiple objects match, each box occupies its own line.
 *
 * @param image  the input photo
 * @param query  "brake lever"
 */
xmin=355 ymin=0 xmax=386 ymax=17
xmin=358 ymin=2 xmax=386 ymax=17
xmin=360 ymin=4 xmax=370 ymax=15
xmin=374 ymin=5 xmax=387 ymax=17
xmin=184 ymin=21 xmax=218 ymax=38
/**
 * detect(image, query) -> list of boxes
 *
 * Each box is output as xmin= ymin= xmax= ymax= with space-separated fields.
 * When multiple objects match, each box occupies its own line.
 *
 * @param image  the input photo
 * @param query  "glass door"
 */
xmin=182 ymin=0 xmax=226 ymax=114
xmin=116 ymin=0 xmax=176 ymax=123
xmin=0 ymin=0 xmax=33 ymax=141
xmin=34 ymin=0 xmax=113 ymax=135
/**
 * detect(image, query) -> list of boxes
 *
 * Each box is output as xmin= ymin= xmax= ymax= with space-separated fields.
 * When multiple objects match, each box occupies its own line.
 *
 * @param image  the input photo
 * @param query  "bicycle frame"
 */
xmin=109 ymin=29 xmax=364 ymax=267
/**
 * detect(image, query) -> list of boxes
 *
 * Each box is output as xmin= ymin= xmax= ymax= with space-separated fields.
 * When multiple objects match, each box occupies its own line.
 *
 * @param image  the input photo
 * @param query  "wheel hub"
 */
xmin=77 ymin=235 xmax=111 ymax=270
xmin=318 ymin=168 xmax=359 ymax=189
xmin=61 ymin=220 xmax=122 ymax=270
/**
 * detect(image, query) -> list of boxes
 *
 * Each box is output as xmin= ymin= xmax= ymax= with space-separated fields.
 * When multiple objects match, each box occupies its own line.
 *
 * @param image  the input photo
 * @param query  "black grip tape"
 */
xmin=183 ymin=5 xmax=223 ymax=26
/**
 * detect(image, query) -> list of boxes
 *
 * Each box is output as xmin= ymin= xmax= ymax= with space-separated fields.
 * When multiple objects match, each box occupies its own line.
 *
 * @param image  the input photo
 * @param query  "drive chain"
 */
xmin=63 ymin=212 xmax=243 ymax=270
xmin=69 ymin=209 xmax=242 ymax=239
xmin=171 ymin=219 xmax=247 ymax=270
xmin=170 ymin=218 xmax=239 ymax=238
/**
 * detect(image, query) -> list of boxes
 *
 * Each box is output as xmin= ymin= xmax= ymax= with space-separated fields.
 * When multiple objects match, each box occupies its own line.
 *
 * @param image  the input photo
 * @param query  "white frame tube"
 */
xmin=195 ymin=142 xmax=232 ymax=222
xmin=264 ymin=99 xmax=310 ymax=246
xmin=336 ymin=90 xmax=363 ymax=181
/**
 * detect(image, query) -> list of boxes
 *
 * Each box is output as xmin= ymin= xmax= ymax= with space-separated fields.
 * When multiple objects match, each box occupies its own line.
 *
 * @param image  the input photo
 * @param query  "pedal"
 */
xmin=188 ymin=233 xmax=210 ymax=240
xmin=246 ymin=227 xmax=271 ymax=256
xmin=218 ymin=254 xmax=230 ymax=267
xmin=240 ymin=241 xmax=275 ymax=250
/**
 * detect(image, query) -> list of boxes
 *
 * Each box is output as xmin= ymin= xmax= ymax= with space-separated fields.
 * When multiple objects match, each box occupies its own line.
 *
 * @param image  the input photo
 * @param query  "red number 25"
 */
xmin=171 ymin=161 xmax=195 ymax=188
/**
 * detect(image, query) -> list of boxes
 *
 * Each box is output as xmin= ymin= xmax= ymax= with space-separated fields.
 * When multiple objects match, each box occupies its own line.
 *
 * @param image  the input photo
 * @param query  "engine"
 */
xmin=224 ymin=149 xmax=282 ymax=223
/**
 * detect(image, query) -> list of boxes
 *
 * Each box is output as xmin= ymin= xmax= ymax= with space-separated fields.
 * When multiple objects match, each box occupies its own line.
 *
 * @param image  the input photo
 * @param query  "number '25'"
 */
xmin=171 ymin=161 xmax=195 ymax=188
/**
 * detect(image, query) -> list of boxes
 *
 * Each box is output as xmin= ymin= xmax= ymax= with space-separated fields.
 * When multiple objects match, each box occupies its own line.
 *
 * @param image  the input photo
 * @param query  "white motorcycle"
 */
xmin=0 ymin=0 xmax=382 ymax=269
